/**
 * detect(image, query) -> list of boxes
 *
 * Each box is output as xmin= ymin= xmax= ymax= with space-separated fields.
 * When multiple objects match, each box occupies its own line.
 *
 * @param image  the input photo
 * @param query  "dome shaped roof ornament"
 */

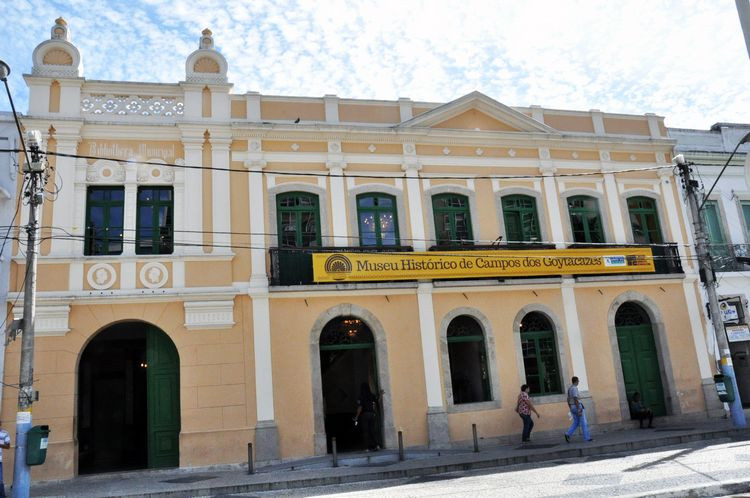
xmin=184 ymin=28 xmax=228 ymax=84
xmin=32 ymin=18 xmax=82 ymax=78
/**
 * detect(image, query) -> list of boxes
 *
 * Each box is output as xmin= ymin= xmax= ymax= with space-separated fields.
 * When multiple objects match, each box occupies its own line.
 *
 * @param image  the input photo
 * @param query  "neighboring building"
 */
xmin=5 ymin=18 xmax=722 ymax=481
xmin=670 ymin=122 xmax=750 ymax=408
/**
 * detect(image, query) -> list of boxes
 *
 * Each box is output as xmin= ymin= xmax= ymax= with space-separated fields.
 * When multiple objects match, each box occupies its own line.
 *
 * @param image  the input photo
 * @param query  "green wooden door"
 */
xmin=616 ymin=324 xmax=667 ymax=416
xmin=146 ymin=327 xmax=180 ymax=468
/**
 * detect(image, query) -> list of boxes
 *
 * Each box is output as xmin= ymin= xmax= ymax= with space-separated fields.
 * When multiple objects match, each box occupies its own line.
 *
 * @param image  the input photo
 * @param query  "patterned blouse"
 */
xmin=517 ymin=391 xmax=531 ymax=415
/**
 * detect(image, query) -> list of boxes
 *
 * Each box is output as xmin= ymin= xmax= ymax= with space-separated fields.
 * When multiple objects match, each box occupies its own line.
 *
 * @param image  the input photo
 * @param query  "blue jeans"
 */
xmin=565 ymin=405 xmax=591 ymax=441
xmin=519 ymin=414 xmax=534 ymax=441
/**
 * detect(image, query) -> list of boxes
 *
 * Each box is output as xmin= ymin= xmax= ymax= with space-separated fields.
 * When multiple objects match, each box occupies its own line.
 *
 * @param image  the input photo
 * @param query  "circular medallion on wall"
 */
xmin=140 ymin=262 xmax=168 ymax=289
xmin=87 ymin=263 xmax=116 ymax=290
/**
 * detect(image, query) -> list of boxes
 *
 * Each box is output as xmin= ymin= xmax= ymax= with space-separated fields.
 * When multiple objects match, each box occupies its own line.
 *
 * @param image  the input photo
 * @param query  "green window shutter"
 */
xmin=627 ymin=196 xmax=663 ymax=244
xmin=502 ymin=195 xmax=541 ymax=242
xmin=277 ymin=192 xmax=322 ymax=247
xmin=520 ymin=312 xmax=562 ymax=396
xmin=702 ymin=201 xmax=725 ymax=244
xmin=136 ymin=187 xmax=174 ymax=255
xmin=432 ymin=194 xmax=473 ymax=245
xmin=567 ymin=195 xmax=605 ymax=243
xmin=85 ymin=186 xmax=125 ymax=255
xmin=742 ymin=202 xmax=750 ymax=241
xmin=357 ymin=194 xmax=399 ymax=246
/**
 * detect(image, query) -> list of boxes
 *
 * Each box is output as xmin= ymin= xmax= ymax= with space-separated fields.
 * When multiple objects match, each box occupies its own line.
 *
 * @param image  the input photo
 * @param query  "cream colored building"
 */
xmin=5 ymin=19 xmax=723 ymax=481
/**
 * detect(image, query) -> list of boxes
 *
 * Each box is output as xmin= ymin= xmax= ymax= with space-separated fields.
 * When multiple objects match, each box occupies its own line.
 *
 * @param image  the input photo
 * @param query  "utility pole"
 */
xmin=676 ymin=155 xmax=747 ymax=428
xmin=11 ymin=129 xmax=46 ymax=498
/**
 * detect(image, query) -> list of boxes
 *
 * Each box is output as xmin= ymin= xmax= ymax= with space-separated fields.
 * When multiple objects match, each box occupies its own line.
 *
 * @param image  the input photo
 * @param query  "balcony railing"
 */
xmin=269 ymin=246 xmax=414 ymax=286
xmin=269 ymin=243 xmax=684 ymax=286
xmin=568 ymin=243 xmax=683 ymax=277
xmin=710 ymin=244 xmax=750 ymax=272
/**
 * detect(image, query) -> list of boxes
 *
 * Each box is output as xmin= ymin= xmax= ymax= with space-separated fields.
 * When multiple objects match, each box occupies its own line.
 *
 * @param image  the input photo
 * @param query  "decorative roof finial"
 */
xmin=199 ymin=28 xmax=214 ymax=50
xmin=51 ymin=17 xmax=69 ymax=41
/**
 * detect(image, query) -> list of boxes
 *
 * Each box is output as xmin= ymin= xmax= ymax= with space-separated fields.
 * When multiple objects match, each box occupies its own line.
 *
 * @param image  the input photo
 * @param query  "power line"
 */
xmin=0 ymin=148 xmax=675 ymax=181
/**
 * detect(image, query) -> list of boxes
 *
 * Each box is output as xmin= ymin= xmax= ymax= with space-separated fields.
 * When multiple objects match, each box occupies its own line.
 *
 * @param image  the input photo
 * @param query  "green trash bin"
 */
xmin=714 ymin=374 xmax=736 ymax=403
xmin=25 ymin=425 xmax=50 ymax=466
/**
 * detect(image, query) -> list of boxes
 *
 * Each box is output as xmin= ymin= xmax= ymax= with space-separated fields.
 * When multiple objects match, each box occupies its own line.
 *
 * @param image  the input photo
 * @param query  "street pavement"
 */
xmin=244 ymin=437 xmax=750 ymax=497
xmin=28 ymin=420 xmax=750 ymax=497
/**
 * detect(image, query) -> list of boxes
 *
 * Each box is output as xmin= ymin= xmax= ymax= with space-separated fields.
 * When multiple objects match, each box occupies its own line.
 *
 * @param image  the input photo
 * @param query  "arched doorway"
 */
xmin=78 ymin=322 xmax=180 ymax=474
xmin=615 ymin=302 xmax=667 ymax=416
xmin=319 ymin=316 xmax=380 ymax=453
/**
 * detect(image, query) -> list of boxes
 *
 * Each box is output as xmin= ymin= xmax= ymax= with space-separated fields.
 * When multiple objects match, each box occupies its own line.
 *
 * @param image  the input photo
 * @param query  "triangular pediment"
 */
xmin=400 ymin=91 xmax=556 ymax=134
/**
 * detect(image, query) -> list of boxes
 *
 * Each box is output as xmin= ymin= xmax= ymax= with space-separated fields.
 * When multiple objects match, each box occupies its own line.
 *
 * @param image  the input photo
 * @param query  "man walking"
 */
xmin=564 ymin=376 xmax=593 ymax=442
xmin=0 ymin=421 xmax=10 ymax=497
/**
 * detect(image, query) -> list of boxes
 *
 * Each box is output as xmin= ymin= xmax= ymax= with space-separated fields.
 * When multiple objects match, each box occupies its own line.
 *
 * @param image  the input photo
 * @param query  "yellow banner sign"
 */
xmin=313 ymin=248 xmax=655 ymax=282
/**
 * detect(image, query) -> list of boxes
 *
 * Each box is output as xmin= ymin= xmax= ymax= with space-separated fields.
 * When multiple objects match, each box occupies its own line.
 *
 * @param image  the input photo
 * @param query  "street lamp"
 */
xmin=675 ymin=136 xmax=750 ymax=429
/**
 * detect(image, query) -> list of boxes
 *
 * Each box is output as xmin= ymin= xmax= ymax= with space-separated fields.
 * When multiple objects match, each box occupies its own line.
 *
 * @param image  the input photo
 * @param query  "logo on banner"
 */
xmin=603 ymin=255 xmax=626 ymax=267
xmin=324 ymin=254 xmax=353 ymax=280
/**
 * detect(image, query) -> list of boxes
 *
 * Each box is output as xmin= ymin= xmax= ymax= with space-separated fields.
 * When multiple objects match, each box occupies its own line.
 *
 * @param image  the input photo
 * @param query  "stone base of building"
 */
xmin=427 ymin=407 xmax=451 ymax=449
xmin=254 ymin=420 xmax=280 ymax=463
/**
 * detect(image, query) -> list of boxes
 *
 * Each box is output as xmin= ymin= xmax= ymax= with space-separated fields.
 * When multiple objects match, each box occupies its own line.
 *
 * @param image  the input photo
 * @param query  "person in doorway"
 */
xmin=0 ymin=421 xmax=10 ymax=497
xmin=630 ymin=392 xmax=654 ymax=428
xmin=516 ymin=384 xmax=540 ymax=443
xmin=353 ymin=382 xmax=383 ymax=451
xmin=564 ymin=376 xmax=593 ymax=442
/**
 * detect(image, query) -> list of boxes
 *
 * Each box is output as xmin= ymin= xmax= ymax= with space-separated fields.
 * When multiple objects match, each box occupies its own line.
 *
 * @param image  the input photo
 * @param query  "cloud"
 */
xmin=0 ymin=0 xmax=748 ymax=129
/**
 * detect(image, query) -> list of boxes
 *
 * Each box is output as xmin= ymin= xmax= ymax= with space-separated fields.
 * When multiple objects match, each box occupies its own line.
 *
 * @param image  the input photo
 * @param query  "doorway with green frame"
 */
xmin=615 ymin=302 xmax=667 ymax=417
xmin=78 ymin=322 xmax=180 ymax=474
xmin=319 ymin=316 xmax=382 ymax=453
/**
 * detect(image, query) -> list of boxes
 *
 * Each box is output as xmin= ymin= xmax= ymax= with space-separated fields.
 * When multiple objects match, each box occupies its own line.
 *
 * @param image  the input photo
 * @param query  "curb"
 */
xmin=107 ymin=427 xmax=749 ymax=498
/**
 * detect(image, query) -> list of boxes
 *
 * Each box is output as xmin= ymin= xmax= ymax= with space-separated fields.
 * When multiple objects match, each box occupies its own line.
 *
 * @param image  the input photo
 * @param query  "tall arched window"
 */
xmin=520 ymin=312 xmax=562 ymax=395
xmin=432 ymin=194 xmax=473 ymax=245
xmin=276 ymin=192 xmax=321 ymax=247
xmin=447 ymin=315 xmax=491 ymax=404
xmin=357 ymin=193 xmax=399 ymax=246
xmin=567 ymin=195 xmax=604 ymax=243
xmin=627 ymin=196 xmax=663 ymax=244
xmin=502 ymin=195 xmax=541 ymax=242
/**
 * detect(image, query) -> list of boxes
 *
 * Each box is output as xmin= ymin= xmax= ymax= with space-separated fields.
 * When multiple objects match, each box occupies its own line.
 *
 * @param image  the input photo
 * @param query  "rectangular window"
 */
xmin=357 ymin=194 xmax=399 ymax=247
xmin=742 ymin=202 xmax=750 ymax=241
xmin=85 ymin=187 xmax=124 ymax=256
xmin=136 ymin=187 xmax=174 ymax=254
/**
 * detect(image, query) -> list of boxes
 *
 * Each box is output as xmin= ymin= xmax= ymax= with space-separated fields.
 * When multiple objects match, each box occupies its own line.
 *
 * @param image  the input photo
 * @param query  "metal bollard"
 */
xmin=472 ymin=423 xmax=479 ymax=453
xmin=398 ymin=431 xmax=405 ymax=461
xmin=247 ymin=442 xmax=254 ymax=474
xmin=332 ymin=437 xmax=338 ymax=467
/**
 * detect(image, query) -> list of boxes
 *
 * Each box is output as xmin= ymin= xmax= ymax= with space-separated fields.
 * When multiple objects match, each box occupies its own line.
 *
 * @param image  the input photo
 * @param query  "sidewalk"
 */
xmin=30 ymin=420 xmax=750 ymax=497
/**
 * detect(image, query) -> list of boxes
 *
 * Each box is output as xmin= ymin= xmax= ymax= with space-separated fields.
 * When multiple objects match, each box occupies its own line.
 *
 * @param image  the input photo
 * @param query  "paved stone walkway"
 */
xmin=29 ymin=420 xmax=750 ymax=497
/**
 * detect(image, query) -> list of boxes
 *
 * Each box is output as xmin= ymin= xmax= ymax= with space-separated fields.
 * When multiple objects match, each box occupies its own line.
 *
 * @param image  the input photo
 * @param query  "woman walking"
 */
xmin=516 ymin=384 xmax=540 ymax=443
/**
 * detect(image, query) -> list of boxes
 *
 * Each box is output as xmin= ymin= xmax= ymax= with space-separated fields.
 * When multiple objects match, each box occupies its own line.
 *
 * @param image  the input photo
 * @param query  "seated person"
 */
xmin=630 ymin=392 xmax=654 ymax=428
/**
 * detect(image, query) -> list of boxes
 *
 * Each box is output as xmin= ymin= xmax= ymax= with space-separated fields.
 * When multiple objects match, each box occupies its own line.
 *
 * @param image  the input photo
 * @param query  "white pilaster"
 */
xmin=246 ymin=91 xmax=261 ymax=121
xmin=72 ymin=158 xmax=87 ymax=256
xmin=327 ymin=142 xmax=348 ymax=247
xmin=324 ymin=94 xmax=339 ymax=123
xmin=120 ymin=261 xmax=136 ymax=289
xmin=27 ymin=83 xmax=50 ymax=116
xmin=398 ymin=98 xmax=413 ymax=121
xmin=561 ymin=279 xmax=589 ymax=392
xmin=210 ymin=86 xmax=231 ymax=120
xmin=123 ymin=162 xmax=138 ymax=256
xmin=58 ymin=80 xmax=83 ymax=117
xmin=211 ymin=138 xmax=232 ymax=254
xmin=50 ymin=135 xmax=80 ymax=256
xmin=529 ymin=105 xmax=545 ymax=124
xmin=251 ymin=291 xmax=275 ymax=421
xmin=182 ymin=140 xmax=204 ymax=254
xmin=658 ymin=168 xmax=686 ymax=247
xmin=540 ymin=161 xmax=565 ymax=248
xmin=645 ymin=113 xmax=662 ymax=139
xmin=591 ymin=109 xmax=605 ymax=136
xmin=245 ymin=154 xmax=268 ymax=288
xmin=601 ymin=155 xmax=627 ymax=243
xmin=682 ymin=281 xmax=712 ymax=379
xmin=402 ymin=146 xmax=426 ymax=251
xmin=417 ymin=283 xmax=444 ymax=408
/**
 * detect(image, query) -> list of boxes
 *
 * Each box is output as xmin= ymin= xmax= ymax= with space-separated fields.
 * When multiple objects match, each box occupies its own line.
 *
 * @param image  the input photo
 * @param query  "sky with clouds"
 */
xmin=0 ymin=0 xmax=748 ymax=129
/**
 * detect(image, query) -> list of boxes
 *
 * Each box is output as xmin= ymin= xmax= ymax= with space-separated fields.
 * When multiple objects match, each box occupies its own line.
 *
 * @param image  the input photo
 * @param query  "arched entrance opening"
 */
xmin=615 ymin=302 xmax=667 ymax=416
xmin=78 ymin=322 xmax=180 ymax=474
xmin=319 ymin=316 xmax=380 ymax=453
